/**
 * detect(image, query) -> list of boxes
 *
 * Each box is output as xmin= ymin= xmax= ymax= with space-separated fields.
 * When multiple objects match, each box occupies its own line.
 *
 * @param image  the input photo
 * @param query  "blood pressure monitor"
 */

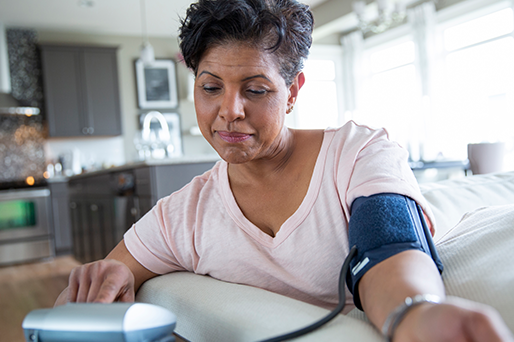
xmin=22 ymin=303 xmax=176 ymax=342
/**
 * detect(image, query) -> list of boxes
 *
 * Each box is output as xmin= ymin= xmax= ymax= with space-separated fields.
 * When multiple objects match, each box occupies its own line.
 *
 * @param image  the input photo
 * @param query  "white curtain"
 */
xmin=408 ymin=1 xmax=437 ymax=98
xmin=340 ymin=30 xmax=364 ymax=121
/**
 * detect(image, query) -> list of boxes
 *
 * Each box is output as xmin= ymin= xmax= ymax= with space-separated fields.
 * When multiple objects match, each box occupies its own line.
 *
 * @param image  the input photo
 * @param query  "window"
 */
xmin=287 ymin=45 xmax=344 ymax=129
xmin=432 ymin=3 xmax=514 ymax=166
xmin=347 ymin=0 xmax=514 ymax=170
xmin=443 ymin=8 xmax=514 ymax=51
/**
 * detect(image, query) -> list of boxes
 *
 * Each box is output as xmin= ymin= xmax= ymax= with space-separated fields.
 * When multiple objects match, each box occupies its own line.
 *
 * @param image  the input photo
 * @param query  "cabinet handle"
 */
xmin=82 ymin=127 xmax=94 ymax=135
xmin=90 ymin=204 xmax=98 ymax=211
xmin=130 ymin=207 xmax=138 ymax=217
xmin=70 ymin=202 xmax=77 ymax=209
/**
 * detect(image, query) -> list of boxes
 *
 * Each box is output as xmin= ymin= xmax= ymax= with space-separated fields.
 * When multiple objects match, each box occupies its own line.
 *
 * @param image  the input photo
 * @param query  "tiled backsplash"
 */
xmin=0 ymin=116 xmax=46 ymax=182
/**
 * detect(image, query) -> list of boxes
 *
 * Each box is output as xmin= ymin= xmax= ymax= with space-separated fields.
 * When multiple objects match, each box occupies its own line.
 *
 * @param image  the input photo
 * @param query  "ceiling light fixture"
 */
xmin=140 ymin=0 xmax=155 ymax=66
xmin=352 ymin=0 xmax=407 ymax=34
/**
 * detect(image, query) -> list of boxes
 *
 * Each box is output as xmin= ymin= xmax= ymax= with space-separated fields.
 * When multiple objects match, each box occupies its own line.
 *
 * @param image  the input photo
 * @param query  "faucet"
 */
xmin=141 ymin=111 xmax=170 ymax=141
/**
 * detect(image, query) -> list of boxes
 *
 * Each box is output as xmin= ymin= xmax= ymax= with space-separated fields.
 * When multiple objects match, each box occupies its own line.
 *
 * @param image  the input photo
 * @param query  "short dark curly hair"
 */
xmin=178 ymin=0 xmax=314 ymax=86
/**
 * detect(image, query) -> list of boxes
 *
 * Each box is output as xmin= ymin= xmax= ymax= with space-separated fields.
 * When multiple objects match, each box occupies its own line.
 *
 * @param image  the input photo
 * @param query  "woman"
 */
xmin=56 ymin=0 xmax=513 ymax=341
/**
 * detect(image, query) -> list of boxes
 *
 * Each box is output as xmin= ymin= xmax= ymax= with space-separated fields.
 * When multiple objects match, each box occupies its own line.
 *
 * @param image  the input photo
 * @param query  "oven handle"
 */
xmin=0 ymin=189 xmax=50 ymax=201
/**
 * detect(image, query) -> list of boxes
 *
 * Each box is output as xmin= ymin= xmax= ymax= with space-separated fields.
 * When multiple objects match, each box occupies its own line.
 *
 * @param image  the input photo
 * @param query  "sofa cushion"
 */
xmin=436 ymin=204 xmax=514 ymax=332
xmin=419 ymin=171 xmax=514 ymax=241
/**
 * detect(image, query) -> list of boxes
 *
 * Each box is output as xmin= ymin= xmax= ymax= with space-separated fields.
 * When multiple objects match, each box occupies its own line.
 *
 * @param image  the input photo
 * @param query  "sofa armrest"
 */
xmin=136 ymin=272 xmax=384 ymax=342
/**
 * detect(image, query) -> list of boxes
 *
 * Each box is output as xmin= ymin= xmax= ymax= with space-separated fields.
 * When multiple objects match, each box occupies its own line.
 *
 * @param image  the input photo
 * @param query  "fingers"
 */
xmin=94 ymin=273 xmax=135 ymax=303
xmin=60 ymin=259 xmax=135 ymax=305
xmin=66 ymin=266 xmax=81 ymax=302
xmin=118 ymin=286 xmax=136 ymax=303
xmin=54 ymin=287 xmax=70 ymax=307
xmin=76 ymin=265 xmax=93 ymax=302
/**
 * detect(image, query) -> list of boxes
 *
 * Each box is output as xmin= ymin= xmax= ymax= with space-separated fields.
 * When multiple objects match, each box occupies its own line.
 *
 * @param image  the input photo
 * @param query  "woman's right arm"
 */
xmin=54 ymin=239 xmax=159 ymax=307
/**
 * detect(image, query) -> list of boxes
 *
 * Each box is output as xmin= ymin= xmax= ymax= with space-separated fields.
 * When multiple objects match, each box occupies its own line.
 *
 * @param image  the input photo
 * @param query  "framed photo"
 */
xmin=135 ymin=59 xmax=178 ymax=109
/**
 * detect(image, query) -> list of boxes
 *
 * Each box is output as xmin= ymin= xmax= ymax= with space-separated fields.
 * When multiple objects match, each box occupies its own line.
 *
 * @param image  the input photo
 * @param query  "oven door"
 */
xmin=0 ymin=188 xmax=53 ymax=265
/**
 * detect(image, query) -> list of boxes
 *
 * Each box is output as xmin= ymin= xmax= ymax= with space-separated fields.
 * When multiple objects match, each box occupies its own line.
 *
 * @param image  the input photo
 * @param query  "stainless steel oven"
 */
xmin=0 ymin=188 xmax=54 ymax=265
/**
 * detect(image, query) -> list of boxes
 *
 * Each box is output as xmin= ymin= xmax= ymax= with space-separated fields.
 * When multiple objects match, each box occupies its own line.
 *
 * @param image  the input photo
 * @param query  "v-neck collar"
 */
xmin=219 ymin=129 xmax=335 ymax=248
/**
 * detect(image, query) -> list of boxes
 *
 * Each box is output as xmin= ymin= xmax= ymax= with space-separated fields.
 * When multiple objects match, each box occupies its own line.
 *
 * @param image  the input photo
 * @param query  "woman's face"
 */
xmin=194 ymin=43 xmax=303 ymax=164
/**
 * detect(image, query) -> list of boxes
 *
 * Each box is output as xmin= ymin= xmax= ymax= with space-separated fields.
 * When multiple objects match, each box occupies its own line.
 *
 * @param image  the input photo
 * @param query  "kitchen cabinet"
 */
xmin=134 ymin=163 xmax=217 ymax=210
xmin=68 ymin=161 xmax=216 ymax=263
xmin=48 ymin=181 xmax=73 ymax=256
xmin=40 ymin=44 xmax=122 ymax=137
xmin=68 ymin=174 xmax=115 ymax=263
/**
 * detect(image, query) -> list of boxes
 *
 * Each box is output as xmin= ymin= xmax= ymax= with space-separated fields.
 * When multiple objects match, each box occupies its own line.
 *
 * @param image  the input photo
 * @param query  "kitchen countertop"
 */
xmin=50 ymin=155 xmax=221 ymax=181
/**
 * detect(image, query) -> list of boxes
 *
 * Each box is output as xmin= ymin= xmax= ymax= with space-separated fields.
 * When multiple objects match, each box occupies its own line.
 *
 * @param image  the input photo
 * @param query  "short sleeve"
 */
xmin=334 ymin=122 xmax=436 ymax=234
xmin=124 ymin=199 xmax=187 ymax=274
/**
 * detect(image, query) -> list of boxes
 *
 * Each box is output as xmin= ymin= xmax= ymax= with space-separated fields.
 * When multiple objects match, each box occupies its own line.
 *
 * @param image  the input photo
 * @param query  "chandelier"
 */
xmin=352 ymin=0 xmax=407 ymax=34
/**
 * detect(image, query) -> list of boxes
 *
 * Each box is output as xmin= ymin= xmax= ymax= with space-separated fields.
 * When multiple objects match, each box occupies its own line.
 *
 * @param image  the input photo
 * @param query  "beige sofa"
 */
xmin=136 ymin=171 xmax=514 ymax=341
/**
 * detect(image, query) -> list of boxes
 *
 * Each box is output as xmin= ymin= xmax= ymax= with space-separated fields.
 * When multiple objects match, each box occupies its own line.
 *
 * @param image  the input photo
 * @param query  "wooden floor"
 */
xmin=0 ymin=256 xmax=79 ymax=342
xmin=0 ymin=256 xmax=188 ymax=342
xmin=0 ymin=255 xmax=80 ymax=342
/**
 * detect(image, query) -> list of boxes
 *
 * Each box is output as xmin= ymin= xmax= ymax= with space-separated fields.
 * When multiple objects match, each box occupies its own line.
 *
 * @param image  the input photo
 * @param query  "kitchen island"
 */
xmin=66 ymin=156 xmax=219 ymax=263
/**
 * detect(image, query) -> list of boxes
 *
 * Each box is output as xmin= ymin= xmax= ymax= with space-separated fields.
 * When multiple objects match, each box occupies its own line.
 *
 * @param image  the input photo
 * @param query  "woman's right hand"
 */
xmin=54 ymin=240 xmax=158 ymax=307
xmin=55 ymin=259 xmax=135 ymax=307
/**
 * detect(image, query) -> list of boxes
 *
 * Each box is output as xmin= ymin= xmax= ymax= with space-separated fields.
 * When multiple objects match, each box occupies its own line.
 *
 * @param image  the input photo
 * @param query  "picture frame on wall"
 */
xmin=135 ymin=59 xmax=178 ymax=109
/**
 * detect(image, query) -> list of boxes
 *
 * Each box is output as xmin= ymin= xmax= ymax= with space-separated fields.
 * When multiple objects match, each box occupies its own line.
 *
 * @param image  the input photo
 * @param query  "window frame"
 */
xmin=428 ymin=0 xmax=514 ymax=161
xmin=435 ymin=0 xmax=514 ymax=57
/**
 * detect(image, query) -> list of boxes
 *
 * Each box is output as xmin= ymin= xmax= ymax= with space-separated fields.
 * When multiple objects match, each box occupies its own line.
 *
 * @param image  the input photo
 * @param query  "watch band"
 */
xmin=381 ymin=294 xmax=441 ymax=342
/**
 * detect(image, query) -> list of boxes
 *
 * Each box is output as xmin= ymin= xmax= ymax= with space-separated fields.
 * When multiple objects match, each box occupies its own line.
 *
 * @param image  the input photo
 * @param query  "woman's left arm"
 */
xmin=359 ymin=249 xmax=514 ymax=342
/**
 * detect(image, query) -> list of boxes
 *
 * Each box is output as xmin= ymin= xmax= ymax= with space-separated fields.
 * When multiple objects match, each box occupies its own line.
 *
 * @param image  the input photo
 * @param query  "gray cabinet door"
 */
xmin=152 ymin=162 xmax=216 ymax=200
xmin=40 ymin=44 xmax=122 ymax=137
xmin=82 ymin=48 xmax=122 ymax=136
xmin=40 ymin=47 xmax=84 ymax=136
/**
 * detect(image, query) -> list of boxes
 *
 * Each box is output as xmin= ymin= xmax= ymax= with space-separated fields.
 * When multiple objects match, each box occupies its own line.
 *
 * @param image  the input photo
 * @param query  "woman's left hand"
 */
xmin=394 ymin=296 xmax=514 ymax=342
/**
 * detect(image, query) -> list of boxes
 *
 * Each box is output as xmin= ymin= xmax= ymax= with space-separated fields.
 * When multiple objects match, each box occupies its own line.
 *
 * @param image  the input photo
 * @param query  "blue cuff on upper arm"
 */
xmin=346 ymin=193 xmax=443 ymax=310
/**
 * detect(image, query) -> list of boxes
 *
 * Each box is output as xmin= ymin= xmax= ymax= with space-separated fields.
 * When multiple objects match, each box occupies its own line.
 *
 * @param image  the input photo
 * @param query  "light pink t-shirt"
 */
xmin=124 ymin=121 xmax=434 ymax=312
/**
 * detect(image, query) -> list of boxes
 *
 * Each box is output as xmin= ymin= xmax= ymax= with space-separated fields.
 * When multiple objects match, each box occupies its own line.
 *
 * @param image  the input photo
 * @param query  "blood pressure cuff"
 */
xmin=346 ymin=193 xmax=444 ymax=310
